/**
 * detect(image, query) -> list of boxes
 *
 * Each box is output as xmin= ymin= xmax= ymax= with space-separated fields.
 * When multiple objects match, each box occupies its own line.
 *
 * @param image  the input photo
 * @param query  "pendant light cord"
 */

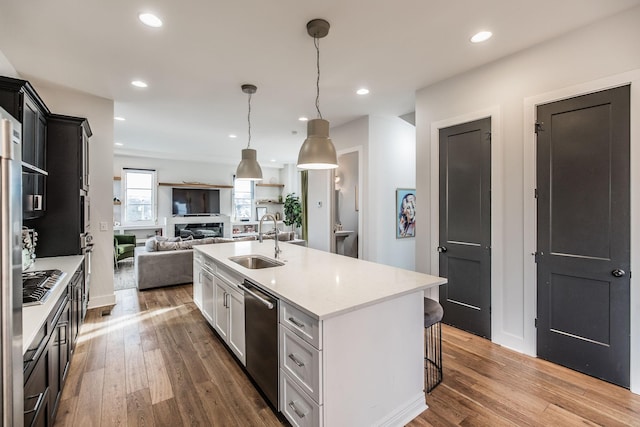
xmin=247 ymin=92 xmax=252 ymax=148
xmin=315 ymin=36 xmax=323 ymax=120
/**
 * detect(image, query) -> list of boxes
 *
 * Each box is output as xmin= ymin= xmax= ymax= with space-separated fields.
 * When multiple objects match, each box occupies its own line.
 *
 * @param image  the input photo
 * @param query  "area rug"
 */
xmin=114 ymin=258 xmax=137 ymax=290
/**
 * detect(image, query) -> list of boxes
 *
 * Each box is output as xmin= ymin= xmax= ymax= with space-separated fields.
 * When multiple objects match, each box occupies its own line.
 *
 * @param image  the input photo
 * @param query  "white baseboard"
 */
xmin=378 ymin=392 xmax=428 ymax=427
xmin=88 ymin=293 xmax=116 ymax=309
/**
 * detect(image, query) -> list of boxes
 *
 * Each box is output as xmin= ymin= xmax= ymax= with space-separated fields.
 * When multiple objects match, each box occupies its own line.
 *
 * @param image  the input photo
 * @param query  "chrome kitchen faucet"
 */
xmin=258 ymin=213 xmax=282 ymax=259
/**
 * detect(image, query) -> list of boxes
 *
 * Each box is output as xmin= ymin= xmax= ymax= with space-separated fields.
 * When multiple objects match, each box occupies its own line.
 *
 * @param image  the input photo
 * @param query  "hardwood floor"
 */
xmin=55 ymin=285 xmax=640 ymax=426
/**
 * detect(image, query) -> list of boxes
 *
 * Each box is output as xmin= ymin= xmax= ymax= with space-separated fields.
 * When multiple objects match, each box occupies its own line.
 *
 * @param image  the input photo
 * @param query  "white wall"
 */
xmin=306 ymin=170 xmax=332 ymax=251
xmin=327 ymin=115 xmax=416 ymax=269
xmin=415 ymin=6 xmax=640 ymax=392
xmin=0 ymin=50 xmax=17 ymax=77
xmin=368 ymin=116 xmax=416 ymax=270
xmin=32 ymin=79 xmax=116 ymax=309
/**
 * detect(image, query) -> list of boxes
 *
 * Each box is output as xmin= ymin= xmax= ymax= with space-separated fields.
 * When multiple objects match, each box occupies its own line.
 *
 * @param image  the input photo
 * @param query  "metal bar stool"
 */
xmin=424 ymin=297 xmax=444 ymax=393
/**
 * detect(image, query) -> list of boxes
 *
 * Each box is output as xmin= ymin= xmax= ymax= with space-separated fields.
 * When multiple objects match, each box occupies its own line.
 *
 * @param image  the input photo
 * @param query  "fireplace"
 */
xmin=175 ymin=222 xmax=224 ymax=239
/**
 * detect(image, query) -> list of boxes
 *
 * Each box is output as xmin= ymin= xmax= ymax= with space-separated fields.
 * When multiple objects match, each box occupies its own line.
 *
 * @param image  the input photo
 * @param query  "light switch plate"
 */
xmin=100 ymin=221 xmax=108 ymax=231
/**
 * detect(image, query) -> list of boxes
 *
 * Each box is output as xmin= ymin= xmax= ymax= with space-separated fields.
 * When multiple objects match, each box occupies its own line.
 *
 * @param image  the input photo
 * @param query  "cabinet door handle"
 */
xmin=58 ymin=321 xmax=69 ymax=346
xmin=288 ymin=400 xmax=307 ymax=418
xmin=288 ymin=317 xmax=305 ymax=328
xmin=33 ymin=195 xmax=43 ymax=211
xmin=24 ymin=390 xmax=45 ymax=415
xmin=288 ymin=353 xmax=305 ymax=367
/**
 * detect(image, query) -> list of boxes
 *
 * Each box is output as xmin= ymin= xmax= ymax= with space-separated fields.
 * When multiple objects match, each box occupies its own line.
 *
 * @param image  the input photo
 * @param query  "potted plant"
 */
xmin=283 ymin=193 xmax=302 ymax=235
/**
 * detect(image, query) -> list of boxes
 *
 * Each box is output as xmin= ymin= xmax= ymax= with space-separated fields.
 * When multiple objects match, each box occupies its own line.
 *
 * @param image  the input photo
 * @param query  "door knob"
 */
xmin=611 ymin=269 xmax=626 ymax=278
xmin=437 ymin=246 xmax=447 ymax=253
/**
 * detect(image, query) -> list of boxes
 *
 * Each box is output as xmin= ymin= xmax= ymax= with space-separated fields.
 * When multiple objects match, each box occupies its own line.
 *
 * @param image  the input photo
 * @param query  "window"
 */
xmin=123 ymin=169 xmax=156 ymax=224
xmin=234 ymin=178 xmax=253 ymax=220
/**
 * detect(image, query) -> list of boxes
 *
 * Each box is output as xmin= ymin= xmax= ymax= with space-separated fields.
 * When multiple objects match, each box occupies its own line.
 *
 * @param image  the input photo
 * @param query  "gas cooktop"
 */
xmin=22 ymin=269 xmax=66 ymax=306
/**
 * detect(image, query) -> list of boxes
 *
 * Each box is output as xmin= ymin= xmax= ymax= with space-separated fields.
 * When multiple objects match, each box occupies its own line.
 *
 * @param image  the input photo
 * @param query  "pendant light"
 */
xmin=236 ymin=84 xmax=263 ymax=181
xmin=297 ymin=19 xmax=338 ymax=170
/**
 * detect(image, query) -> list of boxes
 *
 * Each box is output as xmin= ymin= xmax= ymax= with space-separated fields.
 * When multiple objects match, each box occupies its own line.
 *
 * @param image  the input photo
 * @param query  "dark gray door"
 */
xmin=536 ymin=85 xmax=630 ymax=388
xmin=439 ymin=117 xmax=491 ymax=339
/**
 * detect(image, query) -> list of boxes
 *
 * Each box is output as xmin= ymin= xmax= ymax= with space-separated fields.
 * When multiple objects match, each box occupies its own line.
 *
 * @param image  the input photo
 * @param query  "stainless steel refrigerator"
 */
xmin=1 ymin=106 xmax=23 ymax=426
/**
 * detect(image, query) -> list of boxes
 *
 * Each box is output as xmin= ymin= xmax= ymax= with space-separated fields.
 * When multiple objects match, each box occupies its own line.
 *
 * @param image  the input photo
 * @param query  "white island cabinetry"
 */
xmin=212 ymin=264 xmax=246 ymax=365
xmin=193 ymin=241 xmax=446 ymax=426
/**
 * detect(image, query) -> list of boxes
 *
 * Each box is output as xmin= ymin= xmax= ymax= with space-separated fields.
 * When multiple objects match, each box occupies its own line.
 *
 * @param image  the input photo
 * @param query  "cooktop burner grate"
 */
xmin=22 ymin=269 xmax=65 ymax=306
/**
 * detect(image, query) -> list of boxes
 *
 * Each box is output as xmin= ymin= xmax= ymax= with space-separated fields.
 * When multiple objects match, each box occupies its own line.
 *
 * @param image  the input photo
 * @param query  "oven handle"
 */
xmin=239 ymin=283 xmax=274 ymax=310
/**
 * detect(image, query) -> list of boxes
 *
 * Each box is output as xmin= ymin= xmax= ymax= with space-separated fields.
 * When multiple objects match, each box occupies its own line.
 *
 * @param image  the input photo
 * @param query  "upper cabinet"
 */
xmin=0 ymin=76 xmax=50 ymax=173
xmin=0 ymin=76 xmax=51 ymax=219
xmin=47 ymin=114 xmax=92 ymax=194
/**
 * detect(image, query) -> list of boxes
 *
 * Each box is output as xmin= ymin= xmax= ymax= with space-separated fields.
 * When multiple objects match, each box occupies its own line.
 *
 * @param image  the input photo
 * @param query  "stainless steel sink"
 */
xmin=229 ymin=255 xmax=284 ymax=269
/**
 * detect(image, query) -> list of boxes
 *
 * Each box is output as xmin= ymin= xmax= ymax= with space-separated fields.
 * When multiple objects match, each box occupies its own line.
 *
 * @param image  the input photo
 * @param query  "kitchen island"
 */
xmin=194 ymin=241 xmax=446 ymax=427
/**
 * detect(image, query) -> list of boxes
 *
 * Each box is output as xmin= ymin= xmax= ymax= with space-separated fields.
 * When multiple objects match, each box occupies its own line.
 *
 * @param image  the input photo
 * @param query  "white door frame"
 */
xmin=523 ymin=69 xmax=640 ymax=393
xmin=429 ymin=106 xmax=505 ymax=343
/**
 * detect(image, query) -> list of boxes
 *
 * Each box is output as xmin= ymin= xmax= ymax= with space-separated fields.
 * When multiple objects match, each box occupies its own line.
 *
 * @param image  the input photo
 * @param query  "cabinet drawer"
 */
xmin=280 ymin=325 xmax=322 ymax=404
xmin=280 ymin=302 xmax=321 ymax=349
xmin=280 ymin=371 xmax=322 ymax=427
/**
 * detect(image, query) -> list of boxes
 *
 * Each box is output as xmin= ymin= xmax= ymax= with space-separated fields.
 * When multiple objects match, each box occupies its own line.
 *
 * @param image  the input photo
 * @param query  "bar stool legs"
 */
xmin=424 ymin=298 xmax=443 ymax=393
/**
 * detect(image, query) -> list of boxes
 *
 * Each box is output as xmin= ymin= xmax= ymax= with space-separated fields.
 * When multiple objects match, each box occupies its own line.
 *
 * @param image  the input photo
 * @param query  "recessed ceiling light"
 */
xmin=114 ymin=116 xmax=126 ymax=121
xmin=298 ymin=116 xmax=309 ymax=122
xmin=470 ymin=31 xmax=492 ymax=43
xmin=229 ymin=134 xmax=237 ymax=138
xmin=138 ymin=13 xmax=163 ymax=28
xmin=356 ymin=88 xmax=369 ymax=95
xmin=270 ymin=159 xmax=276 ymax=163
xmin=114 ymin=142 xmax=124 ymax=146
xmin=131 ymin=80 xmax=148 ymax=88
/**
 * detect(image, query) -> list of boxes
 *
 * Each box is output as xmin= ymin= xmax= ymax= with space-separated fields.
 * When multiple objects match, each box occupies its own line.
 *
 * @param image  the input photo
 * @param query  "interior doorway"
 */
xmin=332 ymin=149 xmax=362 ymax=258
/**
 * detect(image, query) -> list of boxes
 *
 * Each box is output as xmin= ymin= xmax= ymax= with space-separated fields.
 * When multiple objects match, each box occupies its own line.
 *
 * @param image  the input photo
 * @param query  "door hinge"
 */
xmin=535 ymin=122 xmax=544 ymax=134
xmin=534 ymin=188 xmax=538 ymax=199
xmin=535 ymin=318 xmax=538 ymax=328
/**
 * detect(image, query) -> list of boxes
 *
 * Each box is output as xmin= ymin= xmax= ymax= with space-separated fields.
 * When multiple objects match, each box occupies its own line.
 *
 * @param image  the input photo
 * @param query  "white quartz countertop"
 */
xmin=22 ymin=255 xmax=84 ymax=354
xmin=194 ymin=241 xmax=446 ymax=320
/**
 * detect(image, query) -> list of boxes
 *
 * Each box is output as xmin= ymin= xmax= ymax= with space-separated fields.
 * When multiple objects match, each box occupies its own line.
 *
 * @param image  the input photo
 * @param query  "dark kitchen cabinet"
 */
xmin=0 ymin=76 xmax=50 ymax=219
xmin=70 ymin=265 xmax=84 ymax=350
xmin=48 ymin=294 xmax=71 ymax=422
xmin=23 ymin=342 xmax=51 ymax=427
xmin=32 ymin=114 xmax=92 ymax=257
xmin=23 ymin=265 xmax=83 ymax=427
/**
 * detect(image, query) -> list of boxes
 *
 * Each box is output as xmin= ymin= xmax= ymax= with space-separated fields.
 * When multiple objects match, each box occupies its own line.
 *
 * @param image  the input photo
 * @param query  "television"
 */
xmin=172 ymin=188 xmax=220 ymax=216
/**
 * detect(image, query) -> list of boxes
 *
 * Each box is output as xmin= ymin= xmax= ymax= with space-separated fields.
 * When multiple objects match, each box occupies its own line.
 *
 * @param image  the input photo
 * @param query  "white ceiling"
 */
xmin=1 ymin=0 xmax=639 ymax=166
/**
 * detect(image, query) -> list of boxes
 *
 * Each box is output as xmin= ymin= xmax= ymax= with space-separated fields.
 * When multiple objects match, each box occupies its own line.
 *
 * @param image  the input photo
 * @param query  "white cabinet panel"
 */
xmin=280 ymin=325 xmax=321 ymax=404
xmin=281 ymin=371 xmax=322 ymax=427
xmin=280 ymin=301 xmax=322 ymax=349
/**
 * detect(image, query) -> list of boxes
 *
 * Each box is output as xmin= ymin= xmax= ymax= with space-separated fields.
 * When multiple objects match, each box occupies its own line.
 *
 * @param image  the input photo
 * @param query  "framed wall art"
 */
xmin=396 ymin=188 xmax=416 ymax=238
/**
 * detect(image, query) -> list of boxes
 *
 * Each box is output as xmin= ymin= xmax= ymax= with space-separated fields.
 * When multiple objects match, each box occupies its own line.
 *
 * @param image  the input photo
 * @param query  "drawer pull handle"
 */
xmin=288 ymin=400 xmax=307 ymax=418
xmin=288 ymin=317 xmax=305 ymax=328
xmin=288 ymin=353 xmax=305 ymax=367
xmin=24 ymin=391 xmax=45 ymax=415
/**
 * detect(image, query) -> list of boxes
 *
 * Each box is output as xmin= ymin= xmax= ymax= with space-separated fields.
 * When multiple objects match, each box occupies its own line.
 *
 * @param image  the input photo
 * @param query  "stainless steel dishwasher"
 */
xmin=240 ymin=279 xmax=279 ymax=409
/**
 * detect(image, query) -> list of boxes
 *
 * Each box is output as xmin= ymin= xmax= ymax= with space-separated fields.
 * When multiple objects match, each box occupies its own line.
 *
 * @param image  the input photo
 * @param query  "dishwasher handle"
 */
xmin=239 ymin=282 xmax=275 ymax=310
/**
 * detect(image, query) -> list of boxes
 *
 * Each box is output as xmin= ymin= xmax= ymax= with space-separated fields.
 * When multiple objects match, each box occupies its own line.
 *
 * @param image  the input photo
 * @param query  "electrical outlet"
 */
xmin=100 ymin=221 xmax=108 ymax=231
